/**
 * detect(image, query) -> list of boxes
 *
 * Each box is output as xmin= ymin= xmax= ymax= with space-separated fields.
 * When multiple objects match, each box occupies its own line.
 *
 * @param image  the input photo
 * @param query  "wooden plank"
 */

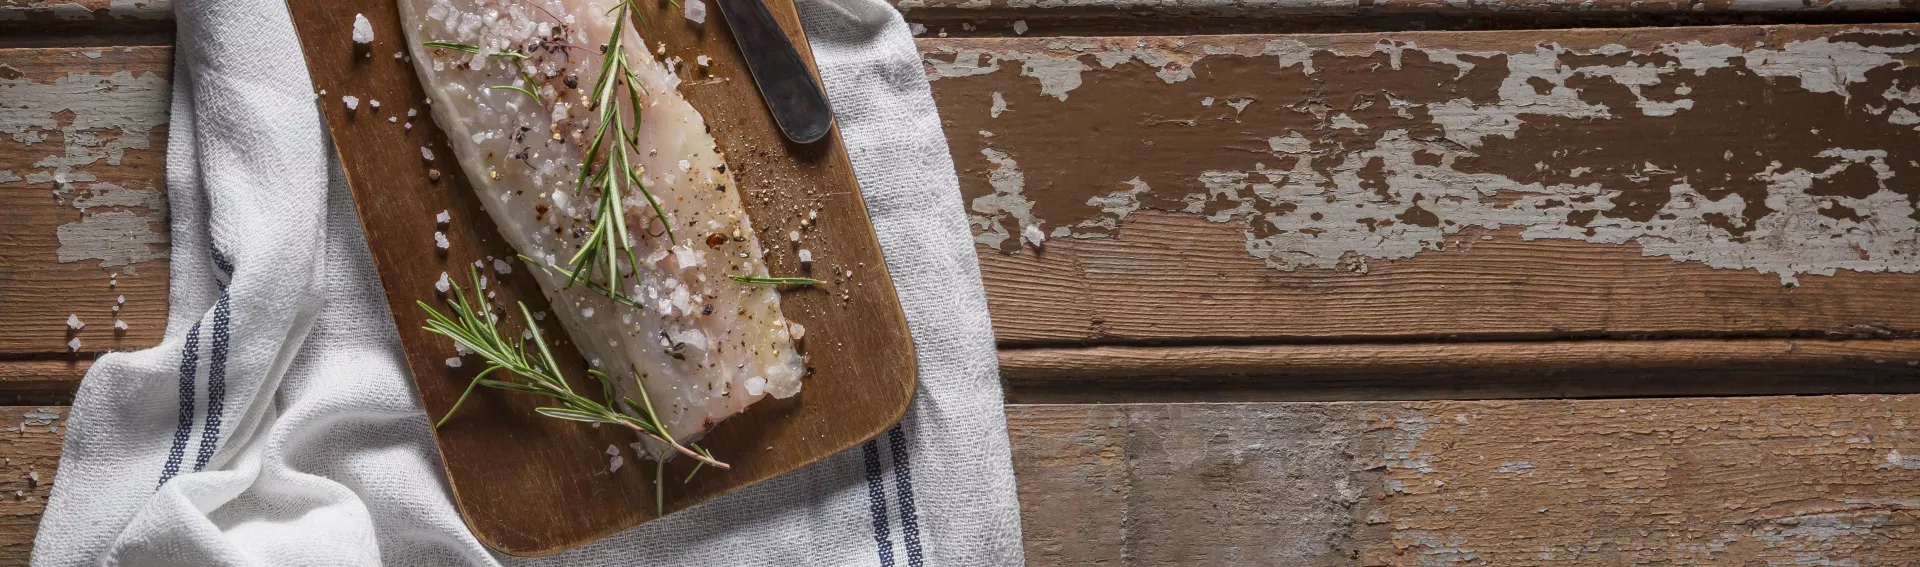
xmin=1010 ymin=396 xmax=1920 ymax=565
xmin=6 ymin=399 xmax=1919 ymax=565
xmin=1000 ymin=339 xmax=1920 ymax=402
xmin=0 ymin=46 xmax=170 ymax=357
xmin=923 ymin=25 xmax=1920 ymax=345
xmin=0 ymin=0 xmax=172 ymax=36
xmin=896 ymin=0 xmax=1920 ymax=38
xmin=0 ymin=406 xmax=68 ymax=566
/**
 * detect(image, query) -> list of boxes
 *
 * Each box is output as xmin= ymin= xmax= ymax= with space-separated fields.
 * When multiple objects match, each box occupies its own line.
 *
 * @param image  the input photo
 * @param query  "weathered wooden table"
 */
xmin=8 ymin=0 xmax=1920 ymax=564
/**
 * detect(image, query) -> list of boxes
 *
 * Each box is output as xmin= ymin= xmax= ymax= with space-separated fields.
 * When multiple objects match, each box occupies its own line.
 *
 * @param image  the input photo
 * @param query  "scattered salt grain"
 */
xmin=797 ymin=249 xmax=813 ymax=264
xmin=696 ymin=55 xmax=710 ymax=67
xmin=744 ymin=376 xmax=767 ymax=396
xmin=369 ymin=99 xmax=381 ymax=110
xmin=435 ymin=271 xmax=450 ymax=293
xmin=405 ymin=123 xmax=413 ymax=131
xmin=788 ymin=230 xmax=799 ymax=243
xmin=343 ymin=95 xmax=360 ymax=111
xmin=351 ymin=14 xmax=374 ymax=44
xmin=606 ymin=445 xmax=621 ymax=456
xmin=909 ymin=23 xmax=926 ymax=36
xmin=435 ymin=210 xmax=450 ymax=225
xmin=787 ymin=321 xmax=806 ymax=341
xmin=67 ymin=338 xmax=80 ymax=352
xmin=113 ymin=320 xmax=127 ymax=331
xmin=1012 ymin=20 xmax=1028 ymax=35
xmin=428 ymin=168 xmax=441 ymax=181
xmin=445 ymin=357 xmax=462 ymax=368
xmin=28 ymin=470 xmax=38 ymax=484
xmin=582 ymin=307 xmax=595 ymax=318
xmin=393 ymin=52 xmax=403 ymax=60
xmin=684 ymin=0 xmax=707 ymax=24
xmin=66 ymin=314 xmax=83 ymax=330
xmin=407 ymin=108 xmax=418 ymax=117
xmin=117 ymin=294 xmax=125 ymax=305
xmin=434 ymin=231 xmax=449 ymax=250
xmin=493 ymin=258 xmax=512 ymax=274
xmin=1023 ymin=224 xmax=1046 ymax=247
xmin=388 ymin=117 xmax=397 ymax=123
xmin=420 ymin=146 xmax=434 ymax=161
xmin=677 ymin=159 xmax=691 ymax=172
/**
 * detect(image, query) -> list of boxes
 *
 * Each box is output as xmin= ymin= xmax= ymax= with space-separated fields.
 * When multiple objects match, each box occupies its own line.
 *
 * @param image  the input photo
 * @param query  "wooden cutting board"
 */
xmin=285 ymin=0 xmax=917 ymax=555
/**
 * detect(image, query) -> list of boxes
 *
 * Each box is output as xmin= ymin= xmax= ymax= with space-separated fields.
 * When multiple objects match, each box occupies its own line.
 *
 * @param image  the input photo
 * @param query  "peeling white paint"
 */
xmin=946 ymin=31 xmax=1920 ymax=283
xmin=971 ymin=147 xmax=1035 ymax=249
xmin=55 ymin=211 xmax=168 ymax=268
xmin=3 ymin=64 xmax=172 ymax=271
xmin=989 ymin=91 xmax=1008 ymax=118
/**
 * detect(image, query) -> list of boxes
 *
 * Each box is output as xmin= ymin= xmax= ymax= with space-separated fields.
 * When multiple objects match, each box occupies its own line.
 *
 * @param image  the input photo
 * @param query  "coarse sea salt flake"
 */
xmin=684 ymin=0 xmax=707 ymax=24
xmin=606 ymin=445 xmax=620 ymax=456
xmin=1013 ymin=20 xmax=1029 ymax=35
xmin=797 ymin=249 xmax=813 ymax=264
xmin=697 ymin=55 xmax=710 ymax=67
xmin=352 ymin=14 xmax=374 ymax=44
xmin=1023 ymin=224 xmax=1046 ymax=247
xmin=369 ymin=99 xmax=381 ymax=110
xmin=66 ymin=314 xmax=83 ymax=330
xmin=744 ymin=376 xmax=767 ymax=396
xmin=421 ymin=146 xmax=434 ymax=161
xmin=407 ymin=108 xmax=418 ymax=117
xmin=677 ymin=159 xmax=691 ymax=172
xmin=343 ymin=95 xmax=360 ymax=110
xmin=67 ymin=338 xmax=80 ymax=352
xmin=435 ymin=210 xmax=450 ymax=224
xmin=435 ymin=271 xmax=450 ymax=293
xmin=493 ymin=258 xmax=512 ymax=274
xmin=434 ymin=231 xmax=450 ymax=250
xmin=113 ymin=319 xmax=127 ymax=331
xmin=445 ymin=357 xmax=462 ymax=368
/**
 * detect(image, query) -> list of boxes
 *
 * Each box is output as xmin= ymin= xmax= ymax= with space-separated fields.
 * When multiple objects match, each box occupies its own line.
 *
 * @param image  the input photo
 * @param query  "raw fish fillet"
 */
xmin=398 ymin=0 xmax=805 ymax=451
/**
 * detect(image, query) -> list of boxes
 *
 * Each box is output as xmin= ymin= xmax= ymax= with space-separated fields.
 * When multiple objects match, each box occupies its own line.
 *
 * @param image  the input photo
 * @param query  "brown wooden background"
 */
xmin=8 ymin=0 xmax=1920 ymax=564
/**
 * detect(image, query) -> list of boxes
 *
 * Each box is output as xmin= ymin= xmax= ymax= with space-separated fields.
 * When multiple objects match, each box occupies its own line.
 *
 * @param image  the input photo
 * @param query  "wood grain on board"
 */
xmin=0 ymin=399 xmax=1918 ymax=566
xmin=285 ymin=0 xmax=913 ymax=555
xmin=925 ymin=25 xmax=1920 ymax=345
xmin=0 ymin=46 xmax=170 ymax=357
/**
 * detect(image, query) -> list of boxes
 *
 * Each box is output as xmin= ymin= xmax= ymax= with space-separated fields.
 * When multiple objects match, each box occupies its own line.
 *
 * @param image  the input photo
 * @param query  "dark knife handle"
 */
xmin=714 ymin=0 xmax=834 ymax=144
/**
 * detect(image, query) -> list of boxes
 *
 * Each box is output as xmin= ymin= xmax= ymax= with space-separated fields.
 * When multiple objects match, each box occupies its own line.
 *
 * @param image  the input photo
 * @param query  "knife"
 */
xmin=713 ymin=0 xmax=835 ymax=144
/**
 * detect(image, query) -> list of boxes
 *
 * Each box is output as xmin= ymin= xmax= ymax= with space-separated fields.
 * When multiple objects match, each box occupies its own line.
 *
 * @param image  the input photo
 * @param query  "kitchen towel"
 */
xmin=30 ymin=0 xmax=1023 ymax=564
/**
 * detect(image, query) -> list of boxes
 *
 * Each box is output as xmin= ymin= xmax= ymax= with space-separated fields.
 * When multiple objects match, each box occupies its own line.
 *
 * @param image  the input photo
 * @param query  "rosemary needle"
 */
xmin=728 ymin=275 xmax=824 ymax=285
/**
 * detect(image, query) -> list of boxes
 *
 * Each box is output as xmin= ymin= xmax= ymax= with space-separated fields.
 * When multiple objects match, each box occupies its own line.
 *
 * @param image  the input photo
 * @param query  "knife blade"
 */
xmin=712 ymin=0 xmax=835 ymax=144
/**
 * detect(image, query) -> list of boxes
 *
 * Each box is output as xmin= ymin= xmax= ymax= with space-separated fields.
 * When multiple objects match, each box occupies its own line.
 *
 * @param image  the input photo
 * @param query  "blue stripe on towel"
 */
xmin=887 ymin=426 xmax=924 ymax=567
xmin=863 ymin=439 xmax=897 ymax=567
xmin=159 ymin=319 xmax=202 ymax=487
xmin=192 ymin=294 xmax=231 ymax=472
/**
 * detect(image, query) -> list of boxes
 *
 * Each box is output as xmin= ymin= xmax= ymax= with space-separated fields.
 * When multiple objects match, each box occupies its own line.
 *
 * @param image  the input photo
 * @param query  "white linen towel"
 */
xmin=30 ymin=0 xmax=1023 ymax=564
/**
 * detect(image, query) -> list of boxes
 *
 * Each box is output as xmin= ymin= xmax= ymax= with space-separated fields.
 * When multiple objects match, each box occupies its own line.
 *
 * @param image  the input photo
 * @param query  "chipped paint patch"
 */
xmin=55 ymin=210 xmax=168 ymax=268
xmin=3 ymin=59 xmax=172 ymax=272
xmin=932 ymin=30 xmax=1920 ymax=284
xmin=1879 ymin=449 xmax=1920 ymax=469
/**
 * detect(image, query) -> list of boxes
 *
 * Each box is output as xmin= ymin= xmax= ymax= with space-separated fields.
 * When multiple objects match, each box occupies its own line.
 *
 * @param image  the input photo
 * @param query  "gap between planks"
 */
xmin=1001 ymin=338 xmax=1920 ymax=403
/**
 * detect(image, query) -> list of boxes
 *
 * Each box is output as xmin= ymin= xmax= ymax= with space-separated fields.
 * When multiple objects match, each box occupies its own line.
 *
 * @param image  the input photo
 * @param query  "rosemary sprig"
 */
xmin=420 ymin=268 xmax=728 ymax=477
xmin=728 ymin=275 xmax=824 ymax=286
xmin=563 ymin=0 xmax=675 ymax=306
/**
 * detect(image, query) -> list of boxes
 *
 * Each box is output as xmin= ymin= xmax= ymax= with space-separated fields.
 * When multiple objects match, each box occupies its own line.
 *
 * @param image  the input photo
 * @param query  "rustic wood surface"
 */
xmin=9 ymin=1 xmax=1920 ymax=565
xmin=928 ymin=25 xmax=1920 ymax=345
xmin=0 ymin=46 xmax=169 ymax=357
xmin=2 ymin=398 xmax=1919 ymax=565
xmin=287 ymin=0 xmax=914 ymax=555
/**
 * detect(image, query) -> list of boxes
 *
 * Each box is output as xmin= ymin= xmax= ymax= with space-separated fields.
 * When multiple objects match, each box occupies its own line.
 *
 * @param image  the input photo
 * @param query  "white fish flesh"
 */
xmin=398 ymin=0 xmax=805 ymax=452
